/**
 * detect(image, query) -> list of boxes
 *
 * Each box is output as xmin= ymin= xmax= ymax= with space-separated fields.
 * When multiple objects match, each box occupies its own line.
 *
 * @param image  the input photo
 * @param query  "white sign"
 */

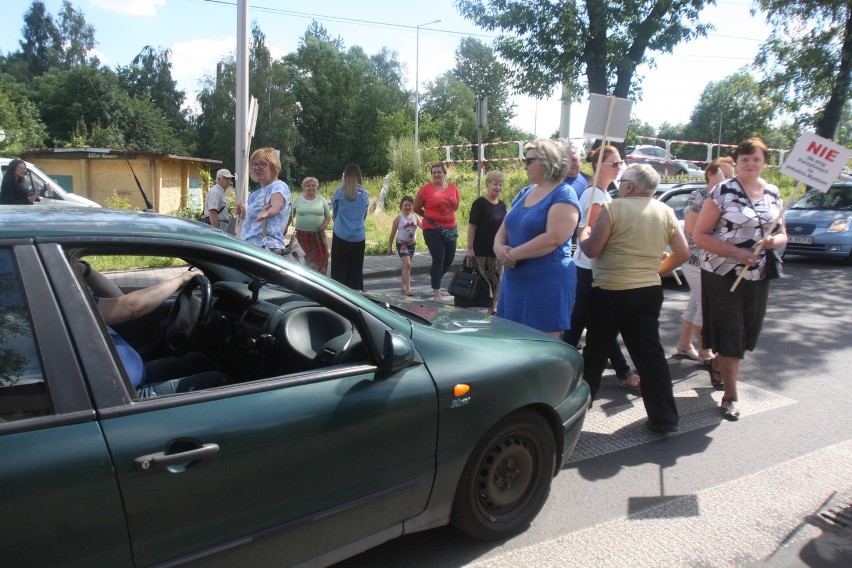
xmin=780 ymin=132 xmax=852 ymax=192
xmin=582 ymin=94 xmax=633 ymax=142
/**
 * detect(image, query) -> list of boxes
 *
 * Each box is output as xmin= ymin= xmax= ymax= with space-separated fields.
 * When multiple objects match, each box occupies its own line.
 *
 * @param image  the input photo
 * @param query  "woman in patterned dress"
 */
xmin=693 ymin=138 xmax=787 ymax=421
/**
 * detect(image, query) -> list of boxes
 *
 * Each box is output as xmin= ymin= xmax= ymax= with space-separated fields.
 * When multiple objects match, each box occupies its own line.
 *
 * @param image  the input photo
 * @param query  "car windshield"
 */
xmin=791 ymin=185 xmax=852 ymax=211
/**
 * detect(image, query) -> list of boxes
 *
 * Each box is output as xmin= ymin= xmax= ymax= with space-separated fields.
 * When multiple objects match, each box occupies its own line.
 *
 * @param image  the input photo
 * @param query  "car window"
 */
xmin=80 ymin=253 xmax=371 ymax=401
xmin=793 ymin=186 xmax=852 ymax=211
xmin=0 ymin=249 xmax=51 ymax=421
xmin=660 ymin=192 xmax=691 ymax=220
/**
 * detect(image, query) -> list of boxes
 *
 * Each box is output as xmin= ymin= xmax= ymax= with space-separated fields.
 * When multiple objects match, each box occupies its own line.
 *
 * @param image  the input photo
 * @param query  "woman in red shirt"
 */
xmin=414 ymin=162 xmax=460 ymax=302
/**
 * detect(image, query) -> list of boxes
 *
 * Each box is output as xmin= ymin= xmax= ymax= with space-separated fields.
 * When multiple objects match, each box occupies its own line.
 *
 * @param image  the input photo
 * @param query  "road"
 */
xmin=339 ymin=255 xmax=852 ymax=567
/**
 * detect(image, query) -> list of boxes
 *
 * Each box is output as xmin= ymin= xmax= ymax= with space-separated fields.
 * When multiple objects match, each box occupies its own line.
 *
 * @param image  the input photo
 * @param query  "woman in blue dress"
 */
xmin=494 ymin=139 xmax=581 ymax=336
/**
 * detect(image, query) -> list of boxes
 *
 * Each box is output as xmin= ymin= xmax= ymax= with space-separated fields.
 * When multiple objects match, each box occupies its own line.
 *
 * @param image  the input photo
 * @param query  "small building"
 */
xmin=21 ymin=148 xmax=222 ymax=213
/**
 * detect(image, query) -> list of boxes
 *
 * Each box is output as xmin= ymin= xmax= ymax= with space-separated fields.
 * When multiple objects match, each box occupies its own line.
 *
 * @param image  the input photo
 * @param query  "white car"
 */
xmin=1 ymin=158 xmax=100 ymax=207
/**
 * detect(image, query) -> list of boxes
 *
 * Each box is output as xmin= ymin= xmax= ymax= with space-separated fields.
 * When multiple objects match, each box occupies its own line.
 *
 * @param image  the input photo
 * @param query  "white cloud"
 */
xmin=170 ymin=37 xmax=237 ymax=95
xmin=90 ymin=0 xmax=166 ymax=17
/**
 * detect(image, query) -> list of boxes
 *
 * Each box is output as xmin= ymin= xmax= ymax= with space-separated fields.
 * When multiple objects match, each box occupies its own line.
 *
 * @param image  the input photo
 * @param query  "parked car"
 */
xmin=625 ymin=145 xmax=703 ymax=178
xmin=782 ymin=182 xmax=852 ymax=264
xmin=0 ymin=206 xmax=589 ymax=567
xmin=0 ymin=157 xmax=100 ymax=207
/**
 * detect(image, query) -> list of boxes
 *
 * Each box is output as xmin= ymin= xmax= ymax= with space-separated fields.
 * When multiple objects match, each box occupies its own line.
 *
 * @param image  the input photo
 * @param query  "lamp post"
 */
xmin=415 ymin=19 xmax=441 ymax=150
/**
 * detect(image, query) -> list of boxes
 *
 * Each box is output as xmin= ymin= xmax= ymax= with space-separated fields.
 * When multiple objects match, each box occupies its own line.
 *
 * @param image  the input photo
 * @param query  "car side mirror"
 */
xmin=380 ymin=330 xmax=415 ymax=372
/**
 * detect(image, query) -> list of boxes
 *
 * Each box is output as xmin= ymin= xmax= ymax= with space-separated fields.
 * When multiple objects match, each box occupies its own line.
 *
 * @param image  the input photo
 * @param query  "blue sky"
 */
xmin=1 ymin=0 xmax=770 ymax=141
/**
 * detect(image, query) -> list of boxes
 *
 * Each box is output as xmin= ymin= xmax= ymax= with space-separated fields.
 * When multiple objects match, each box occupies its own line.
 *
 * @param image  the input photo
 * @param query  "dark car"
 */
xmin=0 ymin=206 xmax=589 ymax=567
xmin=782 ymin=182 xmax=852 ymax=264
xmin=625 ymin=145 xmax=703 ymax=178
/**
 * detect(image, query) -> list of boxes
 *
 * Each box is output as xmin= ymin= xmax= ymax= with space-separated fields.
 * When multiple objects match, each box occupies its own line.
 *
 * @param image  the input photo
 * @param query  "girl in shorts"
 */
xmin=387 ymin=195 xmax=421 ymax=296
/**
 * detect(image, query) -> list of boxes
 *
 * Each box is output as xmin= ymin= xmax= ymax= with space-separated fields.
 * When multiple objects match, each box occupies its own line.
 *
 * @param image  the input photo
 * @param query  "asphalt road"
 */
xmin=338 ymin=255 xmax=852 ymax=568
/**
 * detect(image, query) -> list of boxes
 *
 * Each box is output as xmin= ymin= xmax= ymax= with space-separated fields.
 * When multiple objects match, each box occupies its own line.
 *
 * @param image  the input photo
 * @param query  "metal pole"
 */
xmin=235 ymin=0 xmax=249 ymax=235
xmin=414 ymin=19 xmax=440 ymax=151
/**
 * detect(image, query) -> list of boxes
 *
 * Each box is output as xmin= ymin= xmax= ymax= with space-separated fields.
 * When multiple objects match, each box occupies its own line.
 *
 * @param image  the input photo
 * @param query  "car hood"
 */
xmin=382 ymin=297 xmax=559 ymax=342
xmin=786 ymin=209 xmax=850 ymax=227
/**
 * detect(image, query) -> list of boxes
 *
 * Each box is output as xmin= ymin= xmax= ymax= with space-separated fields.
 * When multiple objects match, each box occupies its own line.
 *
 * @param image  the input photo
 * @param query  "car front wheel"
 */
xmin=451 ymin=409 xmax=556 ymax=540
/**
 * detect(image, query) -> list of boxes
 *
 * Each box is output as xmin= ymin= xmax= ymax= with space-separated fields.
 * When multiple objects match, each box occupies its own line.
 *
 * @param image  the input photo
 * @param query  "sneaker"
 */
xmin=720 ymin=397 xmax=740 ymax=421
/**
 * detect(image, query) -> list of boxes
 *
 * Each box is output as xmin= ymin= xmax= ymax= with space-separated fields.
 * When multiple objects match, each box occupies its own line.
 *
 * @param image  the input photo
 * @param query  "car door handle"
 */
xmin=134 ymin=443 xmax=220 ymax=471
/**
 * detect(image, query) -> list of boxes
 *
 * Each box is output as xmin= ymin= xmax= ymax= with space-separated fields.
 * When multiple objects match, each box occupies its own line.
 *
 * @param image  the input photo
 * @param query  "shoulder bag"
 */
xmin=449 ymin=257 xmax=491 ymax=308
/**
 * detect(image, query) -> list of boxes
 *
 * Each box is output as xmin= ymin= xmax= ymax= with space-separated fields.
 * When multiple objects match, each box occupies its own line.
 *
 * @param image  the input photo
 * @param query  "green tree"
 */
xmin=195 ymin=23 xmax=300 ymax=180
xmin=421 ymin=72 xmax=477 ymax=146
xmin=30 ymin=65 xmax=184 ymax=152
xmin=754 ymin=0 xmax=851 ymax=140
xmin=57 ymin=0 xmax=97 ymax=68
xmin=451 ymin=37 xmax=515 ymax=140
xmin=455 ymin=0 xmax=713 ymax=122
xmin=0 ymin=77 xmax=47 ymax=154
xmin=117 ymin=46 xmax=187 ymax=135
xmin=18 ymin=0 xmax=61 ymax=79
xmin=286 ymin=23 xmax=408 ymax=180
xmin=680 ymin=71 xmax=775 ymax=158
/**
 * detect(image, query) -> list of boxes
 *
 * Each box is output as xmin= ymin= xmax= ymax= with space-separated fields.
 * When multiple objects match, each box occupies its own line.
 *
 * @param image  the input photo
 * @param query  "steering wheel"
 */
xmin=313 ymin=325 xmax=355 ymax=367
xmin=166 ymin=274 xmax=212 ymax=353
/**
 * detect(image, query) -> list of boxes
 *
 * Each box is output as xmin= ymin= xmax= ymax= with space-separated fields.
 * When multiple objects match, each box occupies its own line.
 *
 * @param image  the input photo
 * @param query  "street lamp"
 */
xmin=415 ymin=19 xmax=441 ymax=150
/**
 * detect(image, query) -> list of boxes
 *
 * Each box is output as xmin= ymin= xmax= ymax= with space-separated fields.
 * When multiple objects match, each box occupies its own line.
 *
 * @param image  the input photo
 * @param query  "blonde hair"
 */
xmin=249 ymin=147 xmax=281 ymax=179
xmin=524 ymin=139 xmax=568 ymax=182
xmin=340 ymin=163 xmax=363 ymax=200
xmin=301 ymin=177 xmax=319 ymax=189
xmin=485 ymin=170 xmax=505 ymax=185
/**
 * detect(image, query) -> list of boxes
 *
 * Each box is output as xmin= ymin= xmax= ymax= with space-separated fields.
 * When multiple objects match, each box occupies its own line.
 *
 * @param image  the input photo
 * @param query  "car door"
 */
xmin=45 ymin=245 xmax=439 ymax=567
xmin=0 ymin=245 xmax=131 ymax=567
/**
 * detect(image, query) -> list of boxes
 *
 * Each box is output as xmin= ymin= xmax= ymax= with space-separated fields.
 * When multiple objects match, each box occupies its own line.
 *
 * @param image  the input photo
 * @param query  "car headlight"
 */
xmin=828 ymin=218 xmax=851 ymax=232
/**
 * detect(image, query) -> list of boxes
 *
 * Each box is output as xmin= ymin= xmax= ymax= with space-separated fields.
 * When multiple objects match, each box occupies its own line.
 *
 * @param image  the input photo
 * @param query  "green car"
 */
xmin=0 ymin=206 xmax=588 ymax=567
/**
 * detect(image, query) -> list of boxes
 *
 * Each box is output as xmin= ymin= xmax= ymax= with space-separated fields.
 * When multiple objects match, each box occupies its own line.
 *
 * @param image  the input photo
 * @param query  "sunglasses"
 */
xmin=249 ymin=161 xmax=269 ymax=169
xmin=619 ymin=177 xmax=633 ymax=184
xmin=604 ymin=160 xmax=624 ymax=167
xmin=524 ymin=157 xmax=538 ymax=165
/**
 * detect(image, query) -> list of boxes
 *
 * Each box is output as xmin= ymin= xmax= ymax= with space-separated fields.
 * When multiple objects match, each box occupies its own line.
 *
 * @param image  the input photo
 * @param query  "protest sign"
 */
xmin=781 ymin=132 xmax=851 ymax=192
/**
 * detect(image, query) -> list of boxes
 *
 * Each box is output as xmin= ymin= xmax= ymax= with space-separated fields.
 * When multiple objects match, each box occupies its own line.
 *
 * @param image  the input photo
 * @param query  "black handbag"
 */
xmin=764 ymin=248 xmax=783 ymax=280
xmin=449 ymin=258 xmax=491 ymax=308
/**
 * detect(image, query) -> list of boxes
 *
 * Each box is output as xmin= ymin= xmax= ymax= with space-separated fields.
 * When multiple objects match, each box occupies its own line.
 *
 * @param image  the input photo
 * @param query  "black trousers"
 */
xmin=423 ymin=229 xmax=457 ymax=289
xmin=563 ymin=266 xmax=635 ymax=380
xmin=330 ymin=233 xmax=365 ymax=291
xmin=583 ymin=285 xmax=678 ymax=426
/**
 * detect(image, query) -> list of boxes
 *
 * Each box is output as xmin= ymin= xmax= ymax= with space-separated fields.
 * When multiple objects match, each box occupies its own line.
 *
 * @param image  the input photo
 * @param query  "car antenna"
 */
xmin=86 ymin=76 xmax=156 ymax=212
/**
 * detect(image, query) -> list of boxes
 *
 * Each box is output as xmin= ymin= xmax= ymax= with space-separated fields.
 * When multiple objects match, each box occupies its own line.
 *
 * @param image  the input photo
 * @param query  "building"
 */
xmin=20 ymin=148 xmax=222 ymax=213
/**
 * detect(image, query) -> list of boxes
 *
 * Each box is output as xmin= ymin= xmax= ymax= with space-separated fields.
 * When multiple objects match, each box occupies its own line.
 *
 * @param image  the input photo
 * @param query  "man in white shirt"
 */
xmin=206 ymin=169 xmax=233 ymax=230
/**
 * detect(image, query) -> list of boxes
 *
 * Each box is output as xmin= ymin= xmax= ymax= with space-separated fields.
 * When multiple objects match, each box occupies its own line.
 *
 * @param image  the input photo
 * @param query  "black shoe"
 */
xmin=647 ymin=420 xmax=677 ymax=433
xmin=708 ymin=365 xmax=725 ymax=391
xmin=720 ymin=397 xmax=740 ymax=421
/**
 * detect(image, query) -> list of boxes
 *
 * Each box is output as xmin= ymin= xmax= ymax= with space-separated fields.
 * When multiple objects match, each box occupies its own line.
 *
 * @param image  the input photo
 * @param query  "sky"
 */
xmin=0 ymin=0 xmax=771 ymax=143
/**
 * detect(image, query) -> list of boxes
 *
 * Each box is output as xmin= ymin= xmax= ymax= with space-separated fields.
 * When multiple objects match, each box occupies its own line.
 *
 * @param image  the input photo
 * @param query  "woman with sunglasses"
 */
xmin=564 ymin=146 xmax=640 ymax=390
xmin=236 ymin=148 xmax=291 ymax=251
xmin=493 ymin=139 xmax=580 ymax=336
xmin=1 ymin=159 xmax=38 ymax=205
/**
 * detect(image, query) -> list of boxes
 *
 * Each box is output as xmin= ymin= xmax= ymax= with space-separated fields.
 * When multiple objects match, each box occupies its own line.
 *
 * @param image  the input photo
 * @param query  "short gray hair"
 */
xmin=624 ymin=163 xmax=660 ymax=195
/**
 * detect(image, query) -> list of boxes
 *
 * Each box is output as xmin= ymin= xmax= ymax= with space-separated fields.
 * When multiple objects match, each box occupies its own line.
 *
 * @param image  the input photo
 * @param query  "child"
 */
xmin=387 ymin=195 xmax=421 ymax=296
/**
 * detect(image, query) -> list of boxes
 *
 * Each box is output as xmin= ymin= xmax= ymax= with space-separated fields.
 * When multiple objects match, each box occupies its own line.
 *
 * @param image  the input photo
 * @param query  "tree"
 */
xmin=455 ymin=0 xmax=713 ymax=128
xmin=57 ymin=0 xmax=97 ymax=68
xmin=30 ymin=65 xmax=185 ymax=153
xmin=18 ymin=0 xmax=61 ymax=79
xmin=0 ymin=77 xmax=47 ymax=154
xmin=753 ymin=0 xmax=851 ymax=140
xmin=420 ymin=72 xmax=477 ymax=145
xmin=679 ymin=71 xmax=775 ymax=158
xmin=117 ymin=46 xmax=188 ymax=135
xmin=451 ymin=37 xmax=515 ymax=140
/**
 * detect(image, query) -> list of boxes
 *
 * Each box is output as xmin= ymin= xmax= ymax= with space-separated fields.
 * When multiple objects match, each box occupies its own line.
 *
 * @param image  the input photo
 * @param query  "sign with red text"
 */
xmin=781 ymin=132 xmax=851 ymax=192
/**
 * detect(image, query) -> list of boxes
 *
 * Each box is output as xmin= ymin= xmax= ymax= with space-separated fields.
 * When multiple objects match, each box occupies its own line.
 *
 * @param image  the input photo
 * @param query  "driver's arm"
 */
xmin=96 ymin=271 xmax=197 ymax=326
